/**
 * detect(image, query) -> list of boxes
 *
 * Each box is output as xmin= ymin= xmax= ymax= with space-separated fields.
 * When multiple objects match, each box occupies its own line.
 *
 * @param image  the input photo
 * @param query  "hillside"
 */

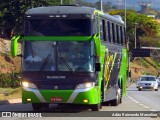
xmin=0 ymin=38 xmax=21 ymax=73
xmin=130 ymin=57 xmax=159 ymax=80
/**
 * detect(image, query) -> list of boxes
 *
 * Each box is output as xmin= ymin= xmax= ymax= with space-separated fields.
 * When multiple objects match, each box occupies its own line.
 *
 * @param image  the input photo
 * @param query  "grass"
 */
xmin=0 ymin=87 xmax=21 ymax=101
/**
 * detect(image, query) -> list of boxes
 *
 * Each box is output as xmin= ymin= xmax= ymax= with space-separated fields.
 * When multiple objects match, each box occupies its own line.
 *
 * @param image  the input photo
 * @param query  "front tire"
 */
xmin=32 ymin=103 xmax=42 ymax=110
xmin=32 ymin=103 xmax=49 ymax=111
xmin=110 ymin=88 xmax=120 ymax=106
xmin=91 ymin=103 xmax=101 ymax=111
xmin=155 ymin=88 xmax=158 ymax=91
xmin=138 ymin=88 xmax=142 ymax=91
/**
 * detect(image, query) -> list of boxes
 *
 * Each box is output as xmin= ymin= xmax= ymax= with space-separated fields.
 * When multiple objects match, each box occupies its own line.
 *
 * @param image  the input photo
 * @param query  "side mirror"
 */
xmin=93 ymin=33 xmax=101 ymax=56
xmin=95 ymin=63 xmax=101 ymax=71
xmin=11 ymin=34 xmax=22 ymax=57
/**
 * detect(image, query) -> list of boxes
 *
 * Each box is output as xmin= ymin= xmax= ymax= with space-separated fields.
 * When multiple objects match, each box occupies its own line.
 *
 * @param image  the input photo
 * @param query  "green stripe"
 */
xmin=23 ymin=36 xmax=92 ymax=41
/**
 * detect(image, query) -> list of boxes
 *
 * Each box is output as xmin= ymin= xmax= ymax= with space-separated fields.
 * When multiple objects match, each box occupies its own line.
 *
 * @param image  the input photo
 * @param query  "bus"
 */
xmin=11 ymin=5 xmax=128 ymax=111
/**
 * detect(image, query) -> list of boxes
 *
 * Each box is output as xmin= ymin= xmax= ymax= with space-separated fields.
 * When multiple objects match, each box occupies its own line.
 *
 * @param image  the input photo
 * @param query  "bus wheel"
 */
xmin=32 ymin=103 xmax=42 ymax=110
xmin=110 ymin=88 xmax=120 ymax=106
xmin=102 ymin=101 xmax=110 ymax=106
xmin=32 ymin=103 xmax=49 ymax=110
xmin=119 ymin=89 xmax=122 ymax=104
xmin=100 ymin=90 xmax=103 ymax=109
xmin=91 ymin=103 xmax=100 ymax=111
xmin=119 ymin=97 xmax=122 ymax=104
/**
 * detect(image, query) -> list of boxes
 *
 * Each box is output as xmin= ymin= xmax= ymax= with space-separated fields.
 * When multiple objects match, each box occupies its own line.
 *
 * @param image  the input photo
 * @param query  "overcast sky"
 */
xmin=85 ymin=0 xmax=160 ymax=10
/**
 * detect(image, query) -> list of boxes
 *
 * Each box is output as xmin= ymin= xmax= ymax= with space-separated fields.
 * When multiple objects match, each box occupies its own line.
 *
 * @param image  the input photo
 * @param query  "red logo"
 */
xmin=50 ymin=97 xmax=62 ymax=102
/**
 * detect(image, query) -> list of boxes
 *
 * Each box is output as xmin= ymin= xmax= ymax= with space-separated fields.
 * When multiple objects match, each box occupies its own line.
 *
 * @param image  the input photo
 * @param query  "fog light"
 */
xmin=83 ymin=99 xmax=88 ymax=103
xmin=26 ymin=98 xmax=32 ymax=102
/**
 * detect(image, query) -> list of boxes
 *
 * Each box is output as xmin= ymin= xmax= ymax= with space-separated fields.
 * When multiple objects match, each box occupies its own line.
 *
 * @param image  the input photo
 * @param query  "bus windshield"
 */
xmin=23 ymin=41 xmax=95 ymax=72
xmin=24 ymin=19 xmax=92 ymax=36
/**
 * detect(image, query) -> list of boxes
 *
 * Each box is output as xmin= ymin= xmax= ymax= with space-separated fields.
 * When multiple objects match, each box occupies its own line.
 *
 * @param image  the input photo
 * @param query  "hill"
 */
xmin=0 ymin=38 xmax=21 ymax=73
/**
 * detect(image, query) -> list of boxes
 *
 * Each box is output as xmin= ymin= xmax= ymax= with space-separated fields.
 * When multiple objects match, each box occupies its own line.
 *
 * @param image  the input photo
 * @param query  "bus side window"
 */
xmin=94 ymin=16 xmax=99 ymax=34
xmin=120 ymin=26 xmax=123 ymax=45
xmin=100 ymin=19 xmax=103 ymax=40
xmin=105 ymin=20 xmax=109 ymax=42
xmin=112 ymin=23 xmax=115 ymax=43
xmin=102 ymin=19 xmax=106 ymax=41
xmin=107 ymin=21 xmax=112 ymax=43
xmin=116 ymin=25 xmax=120 ymax=44
xmin=123 ymin=27 xmax=126 ymax=45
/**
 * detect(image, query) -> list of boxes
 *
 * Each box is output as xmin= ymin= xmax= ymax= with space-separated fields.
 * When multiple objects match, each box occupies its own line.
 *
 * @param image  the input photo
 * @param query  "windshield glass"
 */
xmin=22 ymin=41 xmax=95 ymax=72
xmin=24 ymin=19 xmax=91 ymax=36
xmin=140 ymin=77 xmax=156 ymax=81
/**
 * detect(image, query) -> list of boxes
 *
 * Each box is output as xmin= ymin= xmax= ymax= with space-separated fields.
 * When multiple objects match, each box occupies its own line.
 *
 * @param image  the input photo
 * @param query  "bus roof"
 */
xmin=26 ymin=6 xmax=96 ymax=15
xmin=25 ymin=6 xmax=124 ymax=24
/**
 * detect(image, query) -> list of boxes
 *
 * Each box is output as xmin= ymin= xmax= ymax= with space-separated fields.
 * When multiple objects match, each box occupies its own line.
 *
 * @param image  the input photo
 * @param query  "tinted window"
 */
xmin=24 ymin=19 xmax=91 ymax=36
xmin=23 ymin=41 xmax=95 ymax=72
xmin=140 ymin=77 xmax=156 ymax=81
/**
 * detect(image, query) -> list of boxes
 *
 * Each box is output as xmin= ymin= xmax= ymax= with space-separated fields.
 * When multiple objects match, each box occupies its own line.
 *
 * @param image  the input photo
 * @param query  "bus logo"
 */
xmin=54 ymin=86 xmax=58 ymax=89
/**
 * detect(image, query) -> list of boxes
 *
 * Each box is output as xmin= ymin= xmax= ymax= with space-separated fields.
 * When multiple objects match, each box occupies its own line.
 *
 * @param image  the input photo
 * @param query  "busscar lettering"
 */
xmin=46 ymin=76 xmax=65 ymax=79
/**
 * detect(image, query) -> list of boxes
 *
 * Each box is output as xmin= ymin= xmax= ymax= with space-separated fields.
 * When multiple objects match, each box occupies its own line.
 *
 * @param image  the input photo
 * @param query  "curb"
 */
xmin=0 ymin=98 xmax=21 ymax=105
xmin=0 ymin=100 xmax=9 ymax=105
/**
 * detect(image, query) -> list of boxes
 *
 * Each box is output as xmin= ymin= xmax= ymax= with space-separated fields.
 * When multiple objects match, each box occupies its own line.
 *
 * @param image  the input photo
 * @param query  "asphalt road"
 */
xmin=0 ymin=83 xmax=160 ymax=120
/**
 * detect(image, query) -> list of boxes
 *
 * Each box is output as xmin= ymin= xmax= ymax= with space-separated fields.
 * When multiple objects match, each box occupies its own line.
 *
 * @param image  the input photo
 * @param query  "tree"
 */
xmin=108 ymin=10 xmax=160 ymax=49
xmin=0 ymin=0 xmax=73 ymax=39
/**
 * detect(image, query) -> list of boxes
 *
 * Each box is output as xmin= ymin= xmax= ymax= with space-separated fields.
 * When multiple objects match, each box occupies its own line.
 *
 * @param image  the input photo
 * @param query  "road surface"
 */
xmin=0 ymin=83 xmax=159 ymax=120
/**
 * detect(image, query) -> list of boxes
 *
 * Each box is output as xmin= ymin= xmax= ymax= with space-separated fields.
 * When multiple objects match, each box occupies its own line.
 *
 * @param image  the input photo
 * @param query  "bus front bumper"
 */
xmin=22 ymin=87 xmax=99 ymax=105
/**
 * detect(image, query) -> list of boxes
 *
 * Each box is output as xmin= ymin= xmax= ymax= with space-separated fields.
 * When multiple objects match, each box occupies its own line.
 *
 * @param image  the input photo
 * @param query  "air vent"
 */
xmin=59 ymin=4 xmax=79 ymax=7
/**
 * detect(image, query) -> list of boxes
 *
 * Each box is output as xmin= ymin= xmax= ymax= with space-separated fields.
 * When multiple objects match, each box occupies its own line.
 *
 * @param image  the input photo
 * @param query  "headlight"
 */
xmin=153 ymin=82 xmax=158 ymax=86
xmin=76 ymin=82 xmax=95 ymax=89
xmin=22 ymin=81 xmax=37 ymax=89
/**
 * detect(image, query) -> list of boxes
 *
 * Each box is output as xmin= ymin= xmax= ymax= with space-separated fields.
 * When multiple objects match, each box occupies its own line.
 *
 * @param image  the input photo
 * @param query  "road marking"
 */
xmin=139 ymin=103 xmax=144 ymax=106
xmin=150 ymin=109 xmax=157 ymax=111
xmin=143 ymin=105 xmax=150 ymax=109
xmin=127 ymin=94 xmax=157 ymax=111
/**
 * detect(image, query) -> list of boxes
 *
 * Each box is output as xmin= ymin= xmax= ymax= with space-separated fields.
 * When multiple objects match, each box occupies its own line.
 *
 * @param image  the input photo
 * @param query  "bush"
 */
xmin=0 ymin=72 xmax=20 ymax=88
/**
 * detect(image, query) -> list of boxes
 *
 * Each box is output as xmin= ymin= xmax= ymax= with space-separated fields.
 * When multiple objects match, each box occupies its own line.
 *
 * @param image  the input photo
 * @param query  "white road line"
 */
xmin=135 ymin=101 xmax=139 ymax=104
xmin=127 ymin=94 xmax=155 ymax=111
xmin=143 ymin=105 xmax=150 ymax=109
xmin=150 ymin=109 xmax=157 ymax=111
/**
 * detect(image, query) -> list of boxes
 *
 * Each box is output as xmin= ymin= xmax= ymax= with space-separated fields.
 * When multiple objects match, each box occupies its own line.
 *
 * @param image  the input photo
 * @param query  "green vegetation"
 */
xmin=139 ymin=36 xmax=160 ymax=47
xmin=130 ymin=58 xmax=159 ymax=80
xmin=0 ymin=87 xmax=21 ymax=101
xmin=108 ymin=10 xmax=160 ymax=49
xmin=0 ymin=72 xmax=20 ymax=88
xmin=0 ymin=0 xmax=74 ymax=38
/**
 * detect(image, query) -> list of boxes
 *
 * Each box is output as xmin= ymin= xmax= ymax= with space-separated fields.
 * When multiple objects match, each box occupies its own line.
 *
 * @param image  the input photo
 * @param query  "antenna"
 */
xmin=116 ymin=0 xmax=124 ymax=9
xmin=138 ymin=0 xmax=152 ymax=10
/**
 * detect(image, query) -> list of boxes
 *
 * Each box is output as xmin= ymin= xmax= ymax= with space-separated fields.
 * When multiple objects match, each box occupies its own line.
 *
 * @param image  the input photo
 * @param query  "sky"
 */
xmin=85 ymin=0 xmax=160 ymax=11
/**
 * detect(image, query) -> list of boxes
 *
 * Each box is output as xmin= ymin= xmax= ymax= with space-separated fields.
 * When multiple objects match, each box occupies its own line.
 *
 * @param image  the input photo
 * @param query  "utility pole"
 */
xmin=61 ymin=0 xmax=63 ymax=5
xmin=117 ymin=0 xmax=119 ymax=9
xmin=134 ymin=23 xmax=138 ymax=49
xmin=124 ymin=0 xmax=126 ymax=31
xmin=100 ymin=0 xmax=103 ymax=11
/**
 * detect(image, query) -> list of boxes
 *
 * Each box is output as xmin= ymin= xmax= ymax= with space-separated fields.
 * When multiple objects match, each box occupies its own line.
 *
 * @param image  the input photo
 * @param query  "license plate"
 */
xmin=50 ymin=97 xmax=62 ymax=102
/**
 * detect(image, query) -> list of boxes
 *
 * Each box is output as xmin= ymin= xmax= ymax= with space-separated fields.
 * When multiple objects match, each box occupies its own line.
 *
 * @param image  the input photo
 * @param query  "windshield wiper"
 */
xmin=40 ymin=54 xmax=51 ymax=71
xmin=60 ymin=57 xmax=73 ymax=72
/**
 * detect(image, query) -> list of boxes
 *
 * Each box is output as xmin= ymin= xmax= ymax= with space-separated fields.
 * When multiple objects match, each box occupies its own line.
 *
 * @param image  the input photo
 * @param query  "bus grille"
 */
xmin=37 ymin=84 xmax=76 ymax=90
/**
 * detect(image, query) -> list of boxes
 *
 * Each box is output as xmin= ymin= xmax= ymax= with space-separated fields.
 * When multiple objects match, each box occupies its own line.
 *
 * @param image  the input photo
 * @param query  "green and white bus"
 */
xmin=11 ymin=5 xmax=128 ymax=111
